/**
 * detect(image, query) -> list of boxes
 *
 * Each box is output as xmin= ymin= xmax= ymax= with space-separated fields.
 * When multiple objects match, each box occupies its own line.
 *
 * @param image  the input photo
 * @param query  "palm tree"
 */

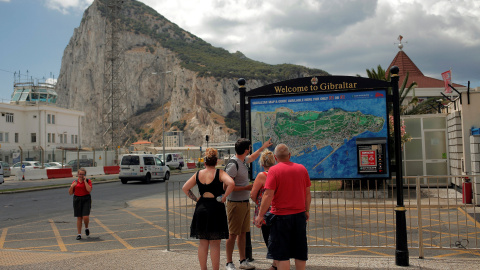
xmin=363 ymin=65 xmax=418 ymax=114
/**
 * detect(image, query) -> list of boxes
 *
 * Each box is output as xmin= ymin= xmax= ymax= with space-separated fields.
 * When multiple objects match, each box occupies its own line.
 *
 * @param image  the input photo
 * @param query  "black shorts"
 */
xmin=73 ymin=195 xmax=91 ymax=217
xmin=267 ymin=212 xmax=308 ymax=261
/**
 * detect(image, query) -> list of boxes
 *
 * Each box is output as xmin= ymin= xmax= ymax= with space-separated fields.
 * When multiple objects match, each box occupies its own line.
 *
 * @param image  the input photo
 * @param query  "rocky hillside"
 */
xmin=55 ymin=0 xmax=329 ymax=147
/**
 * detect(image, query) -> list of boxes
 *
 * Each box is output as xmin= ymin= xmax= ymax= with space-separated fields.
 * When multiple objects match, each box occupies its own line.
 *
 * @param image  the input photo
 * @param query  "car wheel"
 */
xmin=145 ymin=173 xmax=151 ymax=184
xmin=163 ymin=171 xmax=170 ymax=181
xmin=121 ymin=178 xmax=128 ymax=184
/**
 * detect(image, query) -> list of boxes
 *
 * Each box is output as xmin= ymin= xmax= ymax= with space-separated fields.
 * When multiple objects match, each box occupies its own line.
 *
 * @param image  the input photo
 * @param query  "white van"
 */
xmin=155 ymin=153 xmax=184 ymax=169
xmin=119 ymin=154 xmax=170 ymax=184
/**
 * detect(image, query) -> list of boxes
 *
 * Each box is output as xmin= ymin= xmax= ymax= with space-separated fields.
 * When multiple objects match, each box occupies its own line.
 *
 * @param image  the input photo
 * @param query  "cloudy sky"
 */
xmin=0 ymin=0 xmax=478 ymax=101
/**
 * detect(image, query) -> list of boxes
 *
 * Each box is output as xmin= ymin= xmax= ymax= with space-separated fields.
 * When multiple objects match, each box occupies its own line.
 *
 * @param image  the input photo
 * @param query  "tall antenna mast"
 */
xmin=102 ymin=0 xmax=128 ymax=153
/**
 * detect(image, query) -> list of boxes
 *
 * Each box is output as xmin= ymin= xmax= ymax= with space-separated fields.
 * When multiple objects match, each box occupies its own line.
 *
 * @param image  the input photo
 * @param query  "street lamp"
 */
xmin=152 ymin=71 xmax=172 ymax=168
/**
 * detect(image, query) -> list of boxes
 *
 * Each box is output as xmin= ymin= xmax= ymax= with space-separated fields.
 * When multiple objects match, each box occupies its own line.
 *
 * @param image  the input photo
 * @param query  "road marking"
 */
xmin=94 ymin=218 xmax=134 ymax=249
xmin=48 ymin=219 xmax=67 ymax=252
xmin=0 ymin=228 xmax=8 ymax=249
xmin=122 ymin=209 xmax=191 ymax=244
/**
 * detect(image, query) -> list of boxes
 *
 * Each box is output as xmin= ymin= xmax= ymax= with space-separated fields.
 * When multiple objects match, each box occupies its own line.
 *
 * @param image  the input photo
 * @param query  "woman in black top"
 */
xmin=183 ymin=148 xmax=235 ymax=270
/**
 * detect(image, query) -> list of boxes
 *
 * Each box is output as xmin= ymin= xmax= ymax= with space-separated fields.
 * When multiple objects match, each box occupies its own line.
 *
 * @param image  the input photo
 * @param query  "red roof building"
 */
xmin=386 ymin=50 xmax=465 ymax=89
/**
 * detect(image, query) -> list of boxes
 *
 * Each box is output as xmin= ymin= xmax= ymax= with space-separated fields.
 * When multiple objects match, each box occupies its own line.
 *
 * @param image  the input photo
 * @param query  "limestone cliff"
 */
xmin=55 ymin=0 xmax=328 ymax=147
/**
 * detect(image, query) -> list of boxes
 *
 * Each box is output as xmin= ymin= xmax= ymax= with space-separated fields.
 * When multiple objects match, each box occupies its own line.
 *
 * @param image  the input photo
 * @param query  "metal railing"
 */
xmin=165 ymin=175 xmax=480 ymax=257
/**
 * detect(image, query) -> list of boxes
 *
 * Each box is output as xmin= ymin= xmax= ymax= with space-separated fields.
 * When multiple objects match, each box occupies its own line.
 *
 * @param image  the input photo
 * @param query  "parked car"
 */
xmin=10 ymin=161 xmax=41 ymax=176
xmin=43 ymin=163 xmax=60 ymax=169
xmin=46 ymin=162 xmax=63 ymax=169
xmin=0 ymin=162 xmax=4 ymax=184
xmin=1 ymin=161 xmax=11 ymax=177
xmin=65 ymin=159 xmax=97 ymax=171
xmin=119 ymin=154 xmax=170 ymax=184
xmin=155 ymin=153 xmax=184 ymax=169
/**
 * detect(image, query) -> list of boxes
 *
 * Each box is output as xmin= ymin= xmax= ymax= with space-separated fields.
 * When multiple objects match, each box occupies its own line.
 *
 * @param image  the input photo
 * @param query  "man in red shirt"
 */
xmin=254 ymin=144 xmax=311 ymax=270
xmin=69 ymin=168 xmax=92 ymax=240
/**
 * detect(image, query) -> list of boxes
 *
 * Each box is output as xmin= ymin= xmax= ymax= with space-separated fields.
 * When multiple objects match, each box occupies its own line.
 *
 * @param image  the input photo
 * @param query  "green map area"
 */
xmin=252 ymin=107 xmax=384 ymax=168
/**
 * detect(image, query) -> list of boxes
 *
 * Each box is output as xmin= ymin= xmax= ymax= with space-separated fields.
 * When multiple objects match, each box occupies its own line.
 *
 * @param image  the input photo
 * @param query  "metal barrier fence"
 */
xmin=165 ymin=175 xmax=480 ymax=258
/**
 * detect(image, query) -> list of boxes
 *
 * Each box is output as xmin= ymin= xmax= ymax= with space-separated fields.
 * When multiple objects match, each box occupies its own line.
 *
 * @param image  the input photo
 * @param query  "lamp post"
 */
xmin=152 ymin=71 xmax=172 ymax=167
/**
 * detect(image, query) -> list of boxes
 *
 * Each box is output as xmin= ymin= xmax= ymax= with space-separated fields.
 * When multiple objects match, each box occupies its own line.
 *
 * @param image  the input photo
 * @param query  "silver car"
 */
xmin=1 ymin=161 xmax=11 ymax=177
xmin=10 ymin=161 xmax=41 ymax=176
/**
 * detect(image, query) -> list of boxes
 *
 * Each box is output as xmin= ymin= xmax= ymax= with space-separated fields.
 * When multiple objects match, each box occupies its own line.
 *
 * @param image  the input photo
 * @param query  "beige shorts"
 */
xmin=226 ymin=201 xmax=251 ymax=235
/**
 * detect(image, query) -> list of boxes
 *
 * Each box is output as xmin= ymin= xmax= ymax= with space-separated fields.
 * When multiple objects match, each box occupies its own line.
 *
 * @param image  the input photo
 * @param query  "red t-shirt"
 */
xmin=264 ymin=161 xmax=311 ymax=215
xmin=72 ymin=179 xmax=92 ymax=196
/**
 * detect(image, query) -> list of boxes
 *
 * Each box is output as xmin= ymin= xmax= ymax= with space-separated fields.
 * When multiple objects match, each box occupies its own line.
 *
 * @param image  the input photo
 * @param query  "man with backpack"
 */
xmin=225 ymin=138 xmax=272 ymax=270
xmin=68 ymin=168 xmax=92 ymax=240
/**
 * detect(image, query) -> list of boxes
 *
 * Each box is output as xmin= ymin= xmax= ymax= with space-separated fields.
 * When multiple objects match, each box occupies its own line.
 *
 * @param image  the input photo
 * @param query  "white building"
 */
xmin=164 ymin=131 xmax=184 ymax=147
xmin=0 ymin=81 xmax=84 ymax=164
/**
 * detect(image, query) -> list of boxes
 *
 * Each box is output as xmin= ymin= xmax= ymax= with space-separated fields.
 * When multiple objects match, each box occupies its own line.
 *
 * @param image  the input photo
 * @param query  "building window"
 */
xmin=0 ymin=132 xmax=3 ymax=142
xmin=6 ymin=113 xmax=14 ymax=123
xmin=64 ymin=134 xmax=67 ymax=144
xmin=31 ymin=133 xmax=36 ymax=143
xmin=47 ymin=114 xmax=51 ymax=124
xmin=15 ymin=133 xmax=19 ymax=143
xmin=71 ymin=135 xmax=74 ymax=144
xmin=75 ymin=135 xmax=78 ymax=144
xmin=52 ymin=115 xmax=55 ymax=124
xmin=48 ymin=133 xmax=51 ymax=143
xmin=5 ymin=132 xmax=8 ymax=142
xmin=52 ymin=133 xmax=55 ymax=143
xmin=59 ymin=134 xmax=63 ymax=143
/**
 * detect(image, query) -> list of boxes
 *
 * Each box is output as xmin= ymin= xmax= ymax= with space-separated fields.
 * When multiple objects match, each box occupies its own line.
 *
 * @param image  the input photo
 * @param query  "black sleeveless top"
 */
xmin=196 ymin=169 xmax=224 ymax=197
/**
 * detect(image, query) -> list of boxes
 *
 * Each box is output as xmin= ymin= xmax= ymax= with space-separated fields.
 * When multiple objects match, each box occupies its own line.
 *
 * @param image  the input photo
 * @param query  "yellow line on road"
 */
xmin=0 ymin=228 xmax=8 ymax=249
xmin=458 ymin=207 xmax=480 ymax=229
xmin=48 ymin=219 xmax=67 ymax=252
xmin=94 ymin=218 xmax=134 ymax=249
xmin=122 ymin=209 xmax=183 ymax=239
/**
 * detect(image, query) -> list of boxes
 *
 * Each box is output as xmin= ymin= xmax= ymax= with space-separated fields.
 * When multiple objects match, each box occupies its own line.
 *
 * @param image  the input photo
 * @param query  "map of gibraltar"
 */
xmin=250 ymin=90 xmax=389 ymax=179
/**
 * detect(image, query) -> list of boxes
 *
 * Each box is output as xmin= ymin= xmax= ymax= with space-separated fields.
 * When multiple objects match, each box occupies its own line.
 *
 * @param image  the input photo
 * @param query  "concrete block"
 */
xmin=471 ymin=143 xmax=480 ymax=154
xmin=452 ymin=111 xmax=461 ymax=118
xmin=449 ymin=145 xmax=463 ymax=153
xmin=471 ymin=161 xmax=480 ymax=173
xmin=449 ymin=153 xmax=461 ymax=159
xmin=451 ymin=138 xmax=463 ymax=145
xmin=85 ymin=166 xmax=105 ymax=176
xmin=471 ymin=136 xmax=480 ymax=144
xmin=24 ymin=169 xmax=49 ymax=180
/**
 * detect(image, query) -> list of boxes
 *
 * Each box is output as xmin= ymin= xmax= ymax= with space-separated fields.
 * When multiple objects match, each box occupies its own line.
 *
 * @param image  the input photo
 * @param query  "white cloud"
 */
xmin=143 ymin=0 xmax=479 ymax=86
xmin=37 ymin=0 xmax=479 ymax=87
xmin=45 ymin=0 xmax=93 ymax=14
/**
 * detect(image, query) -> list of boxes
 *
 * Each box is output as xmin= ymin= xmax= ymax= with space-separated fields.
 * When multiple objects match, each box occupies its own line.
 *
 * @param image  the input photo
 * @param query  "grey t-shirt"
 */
xmin=225 ymin=156 xmax=250 ymax=201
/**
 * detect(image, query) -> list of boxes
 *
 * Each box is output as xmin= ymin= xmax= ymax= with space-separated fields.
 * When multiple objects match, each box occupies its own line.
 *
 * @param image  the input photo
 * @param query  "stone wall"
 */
xmin=471 ymin=135 xmax=480 ymax=204
xmin=447 ymin=111 xmax=463 ymax=186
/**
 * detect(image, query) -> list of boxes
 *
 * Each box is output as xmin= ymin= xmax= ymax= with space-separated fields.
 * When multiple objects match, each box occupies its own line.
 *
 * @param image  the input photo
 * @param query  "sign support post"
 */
xmin=390 ymin=66 xmax=409 ymax=266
